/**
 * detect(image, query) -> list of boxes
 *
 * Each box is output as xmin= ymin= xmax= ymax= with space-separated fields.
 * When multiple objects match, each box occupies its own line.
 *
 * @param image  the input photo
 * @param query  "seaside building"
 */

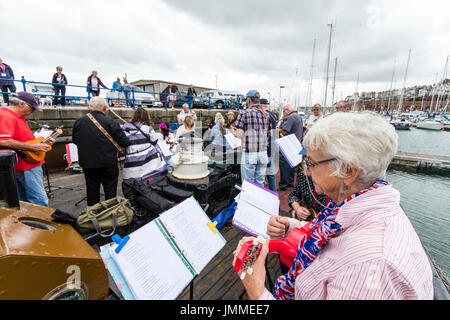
xmin=130 ymin=79 xmax=213 ymax=97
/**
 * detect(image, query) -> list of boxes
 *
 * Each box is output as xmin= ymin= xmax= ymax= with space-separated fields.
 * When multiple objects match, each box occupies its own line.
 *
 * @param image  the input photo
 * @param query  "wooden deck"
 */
xmin=390 ymin=151 xmax=450 ymax=173
xmin=394 ymin=151 xmax=450 ymax=165
xmin=45 ymin=169 xmax=288 ymax=300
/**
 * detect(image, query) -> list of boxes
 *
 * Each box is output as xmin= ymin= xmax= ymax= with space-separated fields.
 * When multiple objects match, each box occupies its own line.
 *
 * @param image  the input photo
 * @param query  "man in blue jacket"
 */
xmin=0 ymin=58 xmax=16 ymax=105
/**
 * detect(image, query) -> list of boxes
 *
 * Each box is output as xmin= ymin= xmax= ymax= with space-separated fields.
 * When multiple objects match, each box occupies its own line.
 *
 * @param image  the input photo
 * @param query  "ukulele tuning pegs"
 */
xmin=256 ymin=236 xmax=266 ymax=244
xmin=247 ymin=266 xmax=254 ymax=275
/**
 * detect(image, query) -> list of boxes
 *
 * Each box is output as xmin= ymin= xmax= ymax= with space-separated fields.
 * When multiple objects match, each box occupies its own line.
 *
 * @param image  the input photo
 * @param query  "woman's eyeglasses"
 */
xmin=301 ymin=156 xmax=336 ymax=169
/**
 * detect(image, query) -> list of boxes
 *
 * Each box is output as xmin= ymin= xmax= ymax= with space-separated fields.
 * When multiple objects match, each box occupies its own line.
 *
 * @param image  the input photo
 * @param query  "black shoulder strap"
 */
xmin=130 ymin=123 xmax=164 ymax=161
xmin=130 ymin=123 xmax=157 ymax=146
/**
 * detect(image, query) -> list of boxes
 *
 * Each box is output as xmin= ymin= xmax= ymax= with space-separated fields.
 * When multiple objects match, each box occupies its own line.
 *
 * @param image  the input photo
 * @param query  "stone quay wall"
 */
xmin=27 ymin=107 xmax=236 ymax=138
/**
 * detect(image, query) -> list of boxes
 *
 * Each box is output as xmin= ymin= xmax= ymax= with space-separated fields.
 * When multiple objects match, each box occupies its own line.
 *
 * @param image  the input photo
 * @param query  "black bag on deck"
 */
xmin=146 ymin=175 xmax=193 ymax=202
xmin=208 ymin=163 xmax=236 ymax=184
xmin=122 ymin=178 xmax=172 ymax=215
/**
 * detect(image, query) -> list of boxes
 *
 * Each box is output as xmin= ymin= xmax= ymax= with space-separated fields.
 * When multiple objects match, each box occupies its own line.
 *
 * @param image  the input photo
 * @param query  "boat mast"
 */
xmin=353 ymin=72 xmax=359 ymax=111
xmin=444 ymin=94 xmax=450 ymax=114
xmin=429 ymin=73 xmax=438 ymax=114
xmin=435 ymin=55 xmax=449 ymax=114
xmin=421 ymin=87 xmax=426 ymax=111
xmin=306 ymin=39 xmax=316 ymax=109
xmin=398 ymin=49 xmax=411 ymax=113
xmin=387 ymin=60 xmax=396 ymax=115
xmin=331 ymin=57 xmax=338 ymax=108
xmin=323 ymin=23 xmax=333 ymax=112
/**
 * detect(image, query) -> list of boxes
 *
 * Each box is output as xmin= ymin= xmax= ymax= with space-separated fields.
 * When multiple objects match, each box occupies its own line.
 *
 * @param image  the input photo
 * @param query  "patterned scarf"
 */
xmin=274 ymin=179 xmax=389 ymax=300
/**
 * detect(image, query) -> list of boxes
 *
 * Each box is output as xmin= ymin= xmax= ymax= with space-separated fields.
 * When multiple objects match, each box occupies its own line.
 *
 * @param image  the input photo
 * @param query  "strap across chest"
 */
xmin=87 ymin=113 xmax=122 ymax=152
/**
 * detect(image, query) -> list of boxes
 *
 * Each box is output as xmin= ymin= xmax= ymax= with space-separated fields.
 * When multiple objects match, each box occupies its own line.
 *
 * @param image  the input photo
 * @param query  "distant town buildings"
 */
xmin=343 ymin=79 xmax=450 ymax=113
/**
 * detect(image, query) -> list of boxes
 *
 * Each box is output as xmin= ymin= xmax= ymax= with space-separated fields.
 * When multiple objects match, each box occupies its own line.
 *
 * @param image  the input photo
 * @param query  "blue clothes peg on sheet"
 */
xmin=112 ymin=234 xmax=130 ymax=254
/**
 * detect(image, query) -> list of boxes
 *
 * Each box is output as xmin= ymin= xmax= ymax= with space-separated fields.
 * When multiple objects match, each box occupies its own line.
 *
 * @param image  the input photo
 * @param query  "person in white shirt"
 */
xmin=155 ymin=122 xmax=178 ymax=155
xmin=175 ymin=115 xmax=196 ymax=139
xmin=155 ymin=122 xmax=175 ymax=142
xmin=177 ymin=103 xmax=197 ymax=124
xmin=305 ymin=103 xmax=323 ymax=130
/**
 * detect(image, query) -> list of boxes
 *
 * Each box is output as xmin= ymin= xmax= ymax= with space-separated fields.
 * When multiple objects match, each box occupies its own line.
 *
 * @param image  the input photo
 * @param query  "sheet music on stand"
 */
xmin=100 ymin=197 xmax=226 ymax=300
xmin=232 ymin=179 xmax=280 ymax=238
xmin=65 ymin=143 xmax=79 ymax=164
xmin=275 ymin=134 xmax=304 ymax=168
xmin=34 ymin=128 xmax=52 ymax=139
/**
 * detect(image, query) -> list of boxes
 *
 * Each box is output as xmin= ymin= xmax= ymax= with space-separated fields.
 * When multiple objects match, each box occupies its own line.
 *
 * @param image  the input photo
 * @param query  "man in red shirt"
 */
xmin=0 ymin=92 xmax=54 ymax=206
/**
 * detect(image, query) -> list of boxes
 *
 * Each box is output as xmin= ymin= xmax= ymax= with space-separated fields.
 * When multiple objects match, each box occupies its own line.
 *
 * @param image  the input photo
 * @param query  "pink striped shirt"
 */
xmin=259 ymin=184 xmax=433 ymax=300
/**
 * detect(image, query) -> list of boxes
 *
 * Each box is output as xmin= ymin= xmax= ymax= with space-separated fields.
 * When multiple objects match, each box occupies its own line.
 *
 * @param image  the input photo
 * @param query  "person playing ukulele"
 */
xmin=0 ymin=92 xmax=55 ymax=206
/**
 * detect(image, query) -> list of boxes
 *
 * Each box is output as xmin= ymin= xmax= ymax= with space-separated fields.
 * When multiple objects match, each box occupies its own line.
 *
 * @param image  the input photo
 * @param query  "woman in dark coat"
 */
xmin=51 ymin=66 xmax=68 ymax=105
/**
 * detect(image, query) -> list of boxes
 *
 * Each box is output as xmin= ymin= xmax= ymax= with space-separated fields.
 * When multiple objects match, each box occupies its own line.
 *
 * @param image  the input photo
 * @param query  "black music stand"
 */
xmin=43 ymin=163 xmax=74 ymax=194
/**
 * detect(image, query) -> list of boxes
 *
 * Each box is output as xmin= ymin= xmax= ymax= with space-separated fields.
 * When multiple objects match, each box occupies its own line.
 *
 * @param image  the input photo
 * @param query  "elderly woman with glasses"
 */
xmin=233 ymin=112 xmax=433 ymax=300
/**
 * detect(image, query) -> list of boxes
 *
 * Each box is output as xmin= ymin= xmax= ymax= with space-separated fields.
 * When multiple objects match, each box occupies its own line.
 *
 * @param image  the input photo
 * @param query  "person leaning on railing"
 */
xmin=234 ymin=112 xmax=433 ymax=300
xmin=0 ymin=58 xmax=16 ymax=105
xmin=121 ymin=78 xmax=132 ymax=108
xmin=111 ymin=77 xmax=122 ymax=106
xmin=187 ymin=84 xmax=197 ymax=108
xmin=51 ymin=66 xmax=68 ymax=106
xmin=86 ymin=70 xmax=107 ymax=97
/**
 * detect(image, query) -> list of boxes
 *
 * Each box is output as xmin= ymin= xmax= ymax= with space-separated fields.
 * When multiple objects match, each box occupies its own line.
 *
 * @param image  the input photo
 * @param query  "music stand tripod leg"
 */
xmin=43 ymin=163 xmax=52 ymax=193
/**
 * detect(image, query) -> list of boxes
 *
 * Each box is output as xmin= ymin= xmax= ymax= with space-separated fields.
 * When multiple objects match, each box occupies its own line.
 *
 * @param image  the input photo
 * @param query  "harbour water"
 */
xmin=386 ymin=127 xmax=450 ymax=278
xmin=396 ymin=126 xmax=450 ymax=156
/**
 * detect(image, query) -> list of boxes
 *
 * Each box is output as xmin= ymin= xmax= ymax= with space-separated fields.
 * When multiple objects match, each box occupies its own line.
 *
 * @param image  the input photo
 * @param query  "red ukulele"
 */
xmin=233 ymin=222 xmax=314 ymax=279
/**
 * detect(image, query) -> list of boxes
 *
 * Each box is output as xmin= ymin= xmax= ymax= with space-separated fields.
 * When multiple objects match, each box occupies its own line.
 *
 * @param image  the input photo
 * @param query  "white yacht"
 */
xmin=415 ymin=119 xmax=444 ymax=130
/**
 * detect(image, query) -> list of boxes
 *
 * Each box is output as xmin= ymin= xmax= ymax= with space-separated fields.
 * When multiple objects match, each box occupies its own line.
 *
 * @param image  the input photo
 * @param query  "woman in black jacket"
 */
xmin=51 ymin=66 xmax=68 ymax=106
xmin=0 ymin=58 xmax=16 ymax=105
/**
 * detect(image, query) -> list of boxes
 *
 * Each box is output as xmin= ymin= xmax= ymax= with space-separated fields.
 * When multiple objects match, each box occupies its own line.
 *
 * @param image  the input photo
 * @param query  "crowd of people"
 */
xmin=234 ymin=110 xmax=433 ymax=300
xmin=0 ymin=84 xmax=342 ymax=209
xmin=0 ymin=80 xmax=434 ymax=300
xmin=0 ymin=59 xmax=200 ymax=109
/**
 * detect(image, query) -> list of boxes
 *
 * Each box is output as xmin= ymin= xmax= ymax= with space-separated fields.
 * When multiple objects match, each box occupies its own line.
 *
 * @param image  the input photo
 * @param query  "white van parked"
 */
xmin=197 ymin=90 xmax=243 ymax=109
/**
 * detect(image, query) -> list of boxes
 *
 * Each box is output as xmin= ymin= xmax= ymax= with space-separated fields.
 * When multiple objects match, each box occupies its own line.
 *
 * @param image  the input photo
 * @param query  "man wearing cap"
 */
xmin=0 ymin=92 xmax=53 ymax=206
xmin=231 ymin=90 xmax=271 ymax=186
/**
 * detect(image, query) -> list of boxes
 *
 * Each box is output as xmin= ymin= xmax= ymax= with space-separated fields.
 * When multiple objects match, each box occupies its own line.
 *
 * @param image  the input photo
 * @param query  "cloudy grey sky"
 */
xmin=1 ymin=0 xmax=449 ymax=106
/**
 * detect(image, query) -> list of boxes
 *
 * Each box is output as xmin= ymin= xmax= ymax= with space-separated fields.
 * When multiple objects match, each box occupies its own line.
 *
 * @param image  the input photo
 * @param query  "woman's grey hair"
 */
xmin=303 ymin=112 xmax=398 ymax=188
xmin=215 ymin=112 xmax=226 ymax=136
xmin=8 ymin=96 xmax=22 ymax=106
xmin=215 ymin=112 xmax=225 ymax=125
xmin=89 ymin=96 xmax=108 ymax=110
xmin=283 ymin=104 xmax=296 ymax=113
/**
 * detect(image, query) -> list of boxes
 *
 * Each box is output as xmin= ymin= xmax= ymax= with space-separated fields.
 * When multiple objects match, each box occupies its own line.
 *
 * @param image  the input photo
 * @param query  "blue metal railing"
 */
xmin=0 ymin=77 xmax=244 ymax=111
